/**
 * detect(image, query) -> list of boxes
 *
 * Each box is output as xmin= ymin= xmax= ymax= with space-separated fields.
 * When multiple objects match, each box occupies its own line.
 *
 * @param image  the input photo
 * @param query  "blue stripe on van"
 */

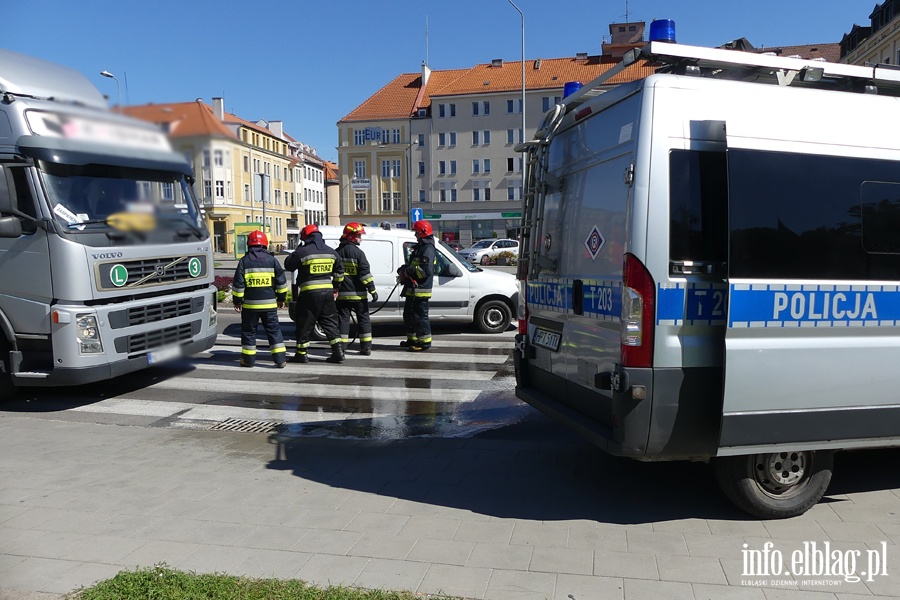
xmin=728 ymin=283 xmax=900 ymax=328
xmin=582 ymin=280 xmax=622 ymax=321
xmin=657 ymin=282 xmax=728 ymax=326
xmin=527 ymin=280 xmax=571 ymax=313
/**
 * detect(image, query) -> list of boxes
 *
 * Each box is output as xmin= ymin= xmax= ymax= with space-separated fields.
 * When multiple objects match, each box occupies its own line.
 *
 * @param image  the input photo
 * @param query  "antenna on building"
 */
xmin=625 ymin=0 xmax=630 ymax=22
xmin=425 ymin=15 xmax=429 ymax=66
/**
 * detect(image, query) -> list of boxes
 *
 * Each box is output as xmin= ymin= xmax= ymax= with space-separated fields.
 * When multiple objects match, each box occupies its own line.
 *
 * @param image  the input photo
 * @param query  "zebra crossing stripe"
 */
xmin=146 ymin=376 xmax=481 ymax=403
xmin=202 ymin=345 xmax=511 ymax=364
xmin=189 ymin=362 xmax=498 ymax=380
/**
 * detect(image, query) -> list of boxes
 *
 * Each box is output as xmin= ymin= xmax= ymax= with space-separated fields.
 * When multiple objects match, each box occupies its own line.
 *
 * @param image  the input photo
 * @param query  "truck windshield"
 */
xmin=38 ymin=161 xmax=204 ymax=234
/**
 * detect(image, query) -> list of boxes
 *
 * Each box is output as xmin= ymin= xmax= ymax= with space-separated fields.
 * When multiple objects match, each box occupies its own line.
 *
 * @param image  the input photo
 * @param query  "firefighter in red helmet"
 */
xmin=397 ymin=219 xmax=436 ymax=351
xmin=231 ymin=230 xmax=288 ymax=368
xmin=336 ymin=222 xmax=378 ymax=355
xmin=284 ymin=223 xmax=345 ymax=363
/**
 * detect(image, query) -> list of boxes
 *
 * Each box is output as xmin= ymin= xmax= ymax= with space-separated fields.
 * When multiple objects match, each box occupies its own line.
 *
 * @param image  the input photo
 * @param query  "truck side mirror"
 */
xmin=0 ymin=216 xmax=22 ymax=238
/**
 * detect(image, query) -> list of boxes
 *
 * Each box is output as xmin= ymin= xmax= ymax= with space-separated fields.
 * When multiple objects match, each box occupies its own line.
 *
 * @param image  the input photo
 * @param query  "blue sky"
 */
xmin=3 ymin=1 xmax=870 ymax=163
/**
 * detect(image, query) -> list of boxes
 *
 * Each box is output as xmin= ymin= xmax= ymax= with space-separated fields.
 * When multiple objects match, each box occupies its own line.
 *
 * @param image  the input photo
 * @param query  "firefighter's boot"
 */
xmin=326 ymin=343 xmax=345 ymax=364
xmin=359 ymin=341 xmax=372 ymax=356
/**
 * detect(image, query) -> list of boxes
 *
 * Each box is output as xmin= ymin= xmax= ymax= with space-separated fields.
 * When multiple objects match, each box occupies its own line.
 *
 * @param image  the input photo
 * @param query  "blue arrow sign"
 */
xmin=411 ymin=207 xmax=424 ymax=223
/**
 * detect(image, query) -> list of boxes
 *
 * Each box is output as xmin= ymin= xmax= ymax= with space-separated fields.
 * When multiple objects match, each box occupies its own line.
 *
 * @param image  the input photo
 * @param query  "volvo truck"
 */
xmin=0 ymin=49 xmax=217 ymax=397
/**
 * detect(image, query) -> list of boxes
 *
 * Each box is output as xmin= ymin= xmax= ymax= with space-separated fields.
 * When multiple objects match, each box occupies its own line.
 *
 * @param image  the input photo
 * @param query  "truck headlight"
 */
xmin=76 ymin=314 xmax=103 ymax=354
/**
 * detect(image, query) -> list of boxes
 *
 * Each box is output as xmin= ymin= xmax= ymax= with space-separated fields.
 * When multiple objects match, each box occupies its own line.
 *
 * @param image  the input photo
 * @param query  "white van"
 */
xmin=292 ymin=225 xmax=517 ymax=334
xmin=515 ymin=37 xmax=900 ymax=518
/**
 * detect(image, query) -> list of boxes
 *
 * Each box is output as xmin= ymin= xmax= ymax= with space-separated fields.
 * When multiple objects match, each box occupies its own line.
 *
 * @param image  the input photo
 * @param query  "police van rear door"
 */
xmin=720 ymin=140 xmax=900 ymax=453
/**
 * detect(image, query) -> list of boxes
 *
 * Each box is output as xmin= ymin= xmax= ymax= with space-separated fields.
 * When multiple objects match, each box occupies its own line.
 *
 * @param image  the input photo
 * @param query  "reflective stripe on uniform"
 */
xmin=242 ymin=301 xmax=278 ymax=309
xmin=241 ymin=346 xmax=257 ymax=355
xmin=300 ymin=282 xmax=335 ymax=292
xmin=296 ymin=341 xmax=310 ymax=350
xmin=337 ymin=292 xmax=365 ymax=300
xmin=359 ymin=334 xmax=372 ymax=342
xmin=270 ymin=343 xmax=286 ymax=354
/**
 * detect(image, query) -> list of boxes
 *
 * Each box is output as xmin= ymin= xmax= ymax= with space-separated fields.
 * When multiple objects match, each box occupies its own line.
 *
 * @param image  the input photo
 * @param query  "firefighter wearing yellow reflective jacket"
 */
xmin=398 ymin=220 xmax=436 ymax=351
xmin=336 ymin=223 xmax=378 ymax=355
xmin=284 ymin=224 xmax=346 ymax=364
xmin=231 ymin=230 xmax=288 ymax=368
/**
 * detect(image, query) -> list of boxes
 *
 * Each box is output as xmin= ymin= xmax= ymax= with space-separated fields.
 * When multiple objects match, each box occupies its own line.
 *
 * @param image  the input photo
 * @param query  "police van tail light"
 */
xmin=517 ymin=278 xmax=527 ymax=334
xmin=621 ymin=253 xmax=655 ymax=368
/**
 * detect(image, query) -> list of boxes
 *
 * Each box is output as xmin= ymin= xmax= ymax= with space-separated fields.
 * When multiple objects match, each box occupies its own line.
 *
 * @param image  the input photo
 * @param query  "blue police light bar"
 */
xmin=563 ymin=81 xmax=583 ymax=97
xmin=649 ymin=19 xmax=676 ymax=43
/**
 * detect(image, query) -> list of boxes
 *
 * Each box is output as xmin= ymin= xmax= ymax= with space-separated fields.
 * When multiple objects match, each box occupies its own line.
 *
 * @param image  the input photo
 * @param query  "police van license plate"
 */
xmin=532 ymin=328 xmax=561 ymax=351
xmin=148 ymin=345 xmax=182 ymax=365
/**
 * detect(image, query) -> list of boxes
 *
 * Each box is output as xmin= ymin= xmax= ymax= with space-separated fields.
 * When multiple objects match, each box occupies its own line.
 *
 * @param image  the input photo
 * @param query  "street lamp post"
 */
xmin=507 ymin=0 xmax=526 ymax=208
xmin=99 ymin=70 xmax=121 ymax=106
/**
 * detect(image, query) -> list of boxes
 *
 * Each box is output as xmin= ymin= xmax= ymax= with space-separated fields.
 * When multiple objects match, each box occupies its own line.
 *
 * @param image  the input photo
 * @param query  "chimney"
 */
xmin=421 ymin=61 xmax=431 ymax=87
xmin=491 ymin=58 xmax=503 ymax=67
xmin=576 ymin=52 xmax=588 ymax=60
xmin=212 ymin=97 xmax=224 ymax=120
xmin=269 ymin=120 xmax=283 ymax=139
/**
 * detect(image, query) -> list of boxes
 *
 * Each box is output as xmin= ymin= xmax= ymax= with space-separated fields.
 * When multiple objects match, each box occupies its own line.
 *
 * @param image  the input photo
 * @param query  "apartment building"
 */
xmin=122 ymin=98 xmax=326 ymax=255
xmin=841 ymin=0 xmax=900 ymax=65
xmin=337 ymin=22 xmax=655 ymax=247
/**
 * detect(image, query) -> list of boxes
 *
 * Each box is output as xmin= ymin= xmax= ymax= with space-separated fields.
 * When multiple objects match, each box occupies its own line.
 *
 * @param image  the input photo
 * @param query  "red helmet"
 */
xmin=300 ymin=224 xmax=319 ymax=240
xmin=343 ymin=222 xmax=365 ymax=237
xmin=413 ymin=220 xmax=433 ymax=237
xmin=247 ymin=230 xmax=267 ymax=247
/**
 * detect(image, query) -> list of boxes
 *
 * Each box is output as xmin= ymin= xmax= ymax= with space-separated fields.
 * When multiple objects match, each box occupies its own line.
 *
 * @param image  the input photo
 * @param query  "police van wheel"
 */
xmin=475 ymin=300 xmax=512 ymax=334
xmin=0 ymin=338 xmax=17 ymax=400
xmin=714 ymin=450 xmax=833 ymax=519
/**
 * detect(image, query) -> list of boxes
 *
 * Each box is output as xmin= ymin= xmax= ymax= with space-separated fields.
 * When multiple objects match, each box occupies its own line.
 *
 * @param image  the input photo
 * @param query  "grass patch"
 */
xmin=68 ymin=565 xmax=458 ymax=599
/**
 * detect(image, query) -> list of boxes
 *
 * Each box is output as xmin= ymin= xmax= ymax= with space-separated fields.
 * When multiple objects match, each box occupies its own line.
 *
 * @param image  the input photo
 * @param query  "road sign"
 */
xmin=411 ymin=207 xmax=424 ymax=223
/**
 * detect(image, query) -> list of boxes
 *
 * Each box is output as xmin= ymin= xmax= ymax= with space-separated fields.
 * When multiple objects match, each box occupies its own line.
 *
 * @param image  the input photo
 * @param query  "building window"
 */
xmin=382 ymin=160 xmax=391 ymax=178
xmin=439 ymin=161 xmax=446 ymax=175
xmin=439 ymin=104 xmax=446 ymax=118
xmin=473 ymin=131 xmax=479 ymax=145
xmin=507 ymin=99 xmax=522 ymax=113
xmin=353 ymin=160 xmax=366 ymax=179
xmin=508 ymin=185 xmax=516 ymax=200
xmin=507 ymin=158 xmax=515 ymax=172
xmin=474 ymin=186 xmax=481 ymax=201
xmin=382 ymin=192 xmax=392 ymax=211
xmin=419 ymin=190 xmax=426 ymax=203
xmin=485 ymin=186 xmax=492 ymax=201
xmin=418 ymin=133 xmax=425 ymax=146
xmin=484 ymin=130 xmax=491 ymax=145
xmin=392 ymin=160 xmax=401 ymax=177
xmin=472 ymin=101 xmax=479 ymax=116
xmin=483 ymin=101 xmax=490 ymax=115
xmin=419 ymin=161 xmax=425 ymax=175
xmin=393 ymin=191 xmax=402 ymax=211
xmin=392 ymin=128 xmax=401 ymax=143
xmin=473 ymin=160 xmax=480 ymax=174
xmin=243 ymin=155 xmax=250 ymax=172
xmin=450 ymin=103 xmax=456 ymax=117
xmin=215 ymin=180 xmax=224 ymax=198
xmin=507 ymin=129 xmax=514 ymax=144
xmin=440 ymin=189 xmax=447 ymax=202
xmin=355 ymin=193 xmax=367 ymax=213
xmin=449 ymin=132 xmax=456 ymax=146
xmin=450 ymin=160 xmax=457 ymax=175
xmin=354 ymin=129 xmax=365 ymax=145
xmin=484 ymin=159 xmax=491 ymax=174
xmin=214 ymin=150 xmax=223 ymax=166
xmin=439 ymin=132 xmax=446 ymax=146
xmin=203 ymin=150 xmax=210 ymax=167
xmin=451 ymin=188 xmax=457 ymax=202
xmin=275 ymin=189 xmax=281 ymax=205
xmin=204 ymin=180 xmax=212 ymax=198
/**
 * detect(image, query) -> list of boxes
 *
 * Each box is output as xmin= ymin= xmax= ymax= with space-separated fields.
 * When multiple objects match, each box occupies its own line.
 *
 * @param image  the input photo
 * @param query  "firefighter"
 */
xmin=336 ymin=222 xmax=379 ymax=355
xmin=284 ymin=224 xmax=345 ymax=363
xmin=231 ymin=230 xmax=288 ymax=368
xmin=398 ymin=219 xmax=436 ymax=351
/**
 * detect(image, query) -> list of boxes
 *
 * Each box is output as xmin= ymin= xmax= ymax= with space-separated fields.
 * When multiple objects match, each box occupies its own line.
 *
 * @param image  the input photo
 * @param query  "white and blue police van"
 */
xmin=514 ymin=21 xmax=900 ymax=518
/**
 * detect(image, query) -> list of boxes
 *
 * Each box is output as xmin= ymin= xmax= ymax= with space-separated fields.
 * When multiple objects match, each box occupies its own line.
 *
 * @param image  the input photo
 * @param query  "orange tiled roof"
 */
xmin=120 ymin=101 xmax=236 ymax=139
xmin=754 ymin=43 xmax=841 ymax=63
xmin=339 ymin=57 xmax=657 ymax=123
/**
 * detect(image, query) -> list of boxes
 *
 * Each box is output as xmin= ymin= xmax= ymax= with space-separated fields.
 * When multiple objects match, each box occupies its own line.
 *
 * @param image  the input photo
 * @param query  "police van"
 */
xmin=296 ymin=225 xmax=518 ymax=334
xmin=514 ymin=25 xmax=900 ymax=518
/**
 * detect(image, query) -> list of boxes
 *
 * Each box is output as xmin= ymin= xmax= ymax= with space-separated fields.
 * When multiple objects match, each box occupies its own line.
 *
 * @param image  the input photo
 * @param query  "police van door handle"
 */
xmin=623 ymin=164 xmax=634 ymax=185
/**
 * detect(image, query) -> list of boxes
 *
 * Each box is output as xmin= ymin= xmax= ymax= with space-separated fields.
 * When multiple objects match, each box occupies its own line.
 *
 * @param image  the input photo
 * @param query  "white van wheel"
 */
xmin=313 ymin=323 xmax=326 ymax=341
xmin=714 ymin=450 xmax=833 ymax=519
xmin=476 ymin=300 xmax=512 ymax=334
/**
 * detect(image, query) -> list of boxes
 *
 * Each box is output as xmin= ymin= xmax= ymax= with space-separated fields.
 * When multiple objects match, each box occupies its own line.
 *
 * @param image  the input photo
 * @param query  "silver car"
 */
xmin=458 ymin=239 xmax=519 ymax=265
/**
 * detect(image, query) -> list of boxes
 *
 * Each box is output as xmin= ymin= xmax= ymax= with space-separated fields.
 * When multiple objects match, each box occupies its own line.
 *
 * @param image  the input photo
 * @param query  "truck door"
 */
xmin=0 ymin=165 xmax=53 ymax=335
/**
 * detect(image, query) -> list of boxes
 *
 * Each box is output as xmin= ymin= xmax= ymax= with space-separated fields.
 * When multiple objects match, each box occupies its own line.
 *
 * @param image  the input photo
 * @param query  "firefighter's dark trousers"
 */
xmin=294 ymin=290 xmax=342 ymax=357
xmin=402 ymin=296 xmax=432 ymax=347
xmin=240 ymin=309 xmax=286 ymax=366
xmin=337 ymin=300 xmax=372 ymax=347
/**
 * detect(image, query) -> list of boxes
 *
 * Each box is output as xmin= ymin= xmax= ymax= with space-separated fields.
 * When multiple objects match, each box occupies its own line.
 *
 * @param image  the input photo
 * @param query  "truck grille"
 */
xmin=109 ymin=297 xmax=203 ymax=329
xmin=114 ymin=321 xmax=200 ymax=355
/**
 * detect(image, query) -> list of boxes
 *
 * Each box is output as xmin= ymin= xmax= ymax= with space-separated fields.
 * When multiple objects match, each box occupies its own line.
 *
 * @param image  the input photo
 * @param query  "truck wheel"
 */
xmin=714 ymin=450 xmax=833 ymax=519
xmin=475 ymin=300 xmax=512 ymax=334
xmin=0 ymin=338 xmax=17 ymax=400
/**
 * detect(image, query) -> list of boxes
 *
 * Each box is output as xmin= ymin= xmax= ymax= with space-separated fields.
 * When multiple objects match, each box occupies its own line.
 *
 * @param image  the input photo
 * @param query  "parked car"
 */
xmin=444 ymin=240 xmax=464 ymax=252
xmin=458 ymin=239 xmax=519 ymax=265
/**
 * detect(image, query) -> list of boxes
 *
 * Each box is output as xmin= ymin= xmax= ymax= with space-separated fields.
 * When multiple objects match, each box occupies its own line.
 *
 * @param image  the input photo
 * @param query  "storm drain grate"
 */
xmin=209 ymin=418 xmax=283 ymax=434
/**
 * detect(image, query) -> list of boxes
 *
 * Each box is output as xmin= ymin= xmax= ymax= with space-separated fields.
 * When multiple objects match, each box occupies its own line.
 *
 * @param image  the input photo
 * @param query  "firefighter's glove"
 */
xmin=370 ymin=291 xmax=379 ymax=303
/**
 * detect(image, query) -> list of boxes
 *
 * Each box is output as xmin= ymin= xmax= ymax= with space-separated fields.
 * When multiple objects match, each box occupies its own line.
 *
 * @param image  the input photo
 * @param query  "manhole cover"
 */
xmin=209 ymin=418 xmax=282 ymax=433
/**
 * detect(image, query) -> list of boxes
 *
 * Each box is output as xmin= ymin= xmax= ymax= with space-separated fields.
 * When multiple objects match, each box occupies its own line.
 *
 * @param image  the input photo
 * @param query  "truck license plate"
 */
xmin=148 ymin=345 xmax=182 ymax=365
xmin=532 ymin=328 xmax=561 ymax=351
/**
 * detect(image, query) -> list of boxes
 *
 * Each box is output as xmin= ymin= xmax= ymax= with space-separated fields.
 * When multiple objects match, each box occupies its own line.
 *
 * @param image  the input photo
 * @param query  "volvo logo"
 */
xmin=92 ymin=252 xmax=124 ymax=259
